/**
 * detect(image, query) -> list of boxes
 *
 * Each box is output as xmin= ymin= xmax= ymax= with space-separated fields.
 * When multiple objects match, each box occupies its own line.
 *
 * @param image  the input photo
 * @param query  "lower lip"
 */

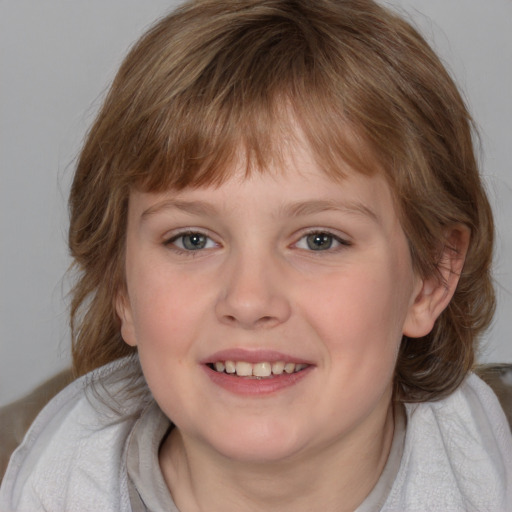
xmin=203 ymin=365 xmax=312 ymax=396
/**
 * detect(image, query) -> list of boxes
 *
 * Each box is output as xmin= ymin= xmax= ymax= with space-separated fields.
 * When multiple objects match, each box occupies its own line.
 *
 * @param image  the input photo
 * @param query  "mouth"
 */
xmin=207 ymin=361 xmax=310 ymax=379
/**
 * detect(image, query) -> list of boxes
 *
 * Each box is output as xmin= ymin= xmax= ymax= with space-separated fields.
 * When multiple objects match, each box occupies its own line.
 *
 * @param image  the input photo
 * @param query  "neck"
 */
xmin=159 ymin=404 xmax=396 ymax=512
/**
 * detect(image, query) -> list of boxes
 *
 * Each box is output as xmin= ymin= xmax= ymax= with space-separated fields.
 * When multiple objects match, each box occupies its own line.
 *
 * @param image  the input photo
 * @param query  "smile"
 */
xmin=208 ymin=361 xmax=309 ymax=378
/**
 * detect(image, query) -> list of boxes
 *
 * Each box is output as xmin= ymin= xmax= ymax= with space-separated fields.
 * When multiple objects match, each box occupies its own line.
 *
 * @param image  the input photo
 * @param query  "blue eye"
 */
xmin=168 ymin=232 xmax=216 ymax=251
xmin=306 ymin=233 xmax=334 ymax=251
xmin=296 ymin=232 xmax=349 ymax=251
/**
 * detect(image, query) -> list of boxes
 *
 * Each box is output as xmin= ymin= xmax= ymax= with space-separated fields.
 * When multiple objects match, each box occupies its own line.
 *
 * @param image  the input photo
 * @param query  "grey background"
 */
xmin=1 ymin=0 xmax=511 ymax=406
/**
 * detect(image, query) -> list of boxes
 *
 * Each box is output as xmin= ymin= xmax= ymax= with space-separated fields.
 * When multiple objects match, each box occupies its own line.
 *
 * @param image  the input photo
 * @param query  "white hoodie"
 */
xmin=1 ymin=357 xmax=511 ymax=512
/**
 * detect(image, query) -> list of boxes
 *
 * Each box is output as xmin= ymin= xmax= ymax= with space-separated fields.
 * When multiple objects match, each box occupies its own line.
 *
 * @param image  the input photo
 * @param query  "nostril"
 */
xmin=254 ymin=315 xmax=280 ymax=328
xmin=221 ymin=313 xmax=279 ymax=328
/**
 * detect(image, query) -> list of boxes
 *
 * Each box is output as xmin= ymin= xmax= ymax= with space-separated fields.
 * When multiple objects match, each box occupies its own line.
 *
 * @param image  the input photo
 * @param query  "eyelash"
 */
xmin=164 ymin=230 xmax=218 ymax=255
xmin=164 ymin=229 xmax=351 ymax=256
xmin=294 ymin=230 xmax=352 ymax=253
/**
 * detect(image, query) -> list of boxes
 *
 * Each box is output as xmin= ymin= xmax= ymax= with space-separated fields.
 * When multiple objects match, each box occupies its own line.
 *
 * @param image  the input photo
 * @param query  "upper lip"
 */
xmin=201 ymin=348 xmax=313 ymax=365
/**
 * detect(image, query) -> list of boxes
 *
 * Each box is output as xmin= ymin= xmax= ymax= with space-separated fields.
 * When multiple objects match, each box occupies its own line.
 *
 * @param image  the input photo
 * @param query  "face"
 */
xmin=117 ymin=142 xmax=425 ymax=464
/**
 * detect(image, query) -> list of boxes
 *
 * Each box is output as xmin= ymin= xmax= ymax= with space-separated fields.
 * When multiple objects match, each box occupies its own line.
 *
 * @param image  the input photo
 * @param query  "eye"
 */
xmin=295 ymin=231 xmax=349 ymax=251
xmin=167 ymin=232 xmax=217 ymax=251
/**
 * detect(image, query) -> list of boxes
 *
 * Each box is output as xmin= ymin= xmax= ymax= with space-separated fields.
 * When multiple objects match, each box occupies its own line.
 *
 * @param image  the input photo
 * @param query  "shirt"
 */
xmin=1 ymin=356 xmax=511 ymax=511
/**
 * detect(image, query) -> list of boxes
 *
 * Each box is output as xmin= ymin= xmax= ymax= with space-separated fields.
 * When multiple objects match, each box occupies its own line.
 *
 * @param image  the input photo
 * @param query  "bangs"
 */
xmin=131 ymin=89 xmax=377 ymax=193
xmin=103 ymin=1 xmax=388 ymax=194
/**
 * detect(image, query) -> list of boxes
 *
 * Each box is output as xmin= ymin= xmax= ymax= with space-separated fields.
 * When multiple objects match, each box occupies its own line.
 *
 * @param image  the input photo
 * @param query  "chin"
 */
xmin=203 ymin=419 xmax=307 ymax=463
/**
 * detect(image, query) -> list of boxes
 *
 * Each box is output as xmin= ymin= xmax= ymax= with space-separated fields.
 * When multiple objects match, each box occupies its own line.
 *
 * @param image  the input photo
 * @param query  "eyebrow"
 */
xmin=141 ymin=200 xmax=218 ymax=220
xmin=279 ymin=199 xmax=379 ymax=222
xmin=140 ymin=198 xmax=378 ymax=223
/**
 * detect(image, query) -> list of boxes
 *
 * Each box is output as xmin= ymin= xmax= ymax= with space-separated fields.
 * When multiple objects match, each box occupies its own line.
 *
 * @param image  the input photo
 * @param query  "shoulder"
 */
xmin=383 ymin=374 xmax=512 ymax=511
xmin=0 ymin=356 xmax=151 ymax=512
xmin=474 ymin=363 xmax=512 ymax=428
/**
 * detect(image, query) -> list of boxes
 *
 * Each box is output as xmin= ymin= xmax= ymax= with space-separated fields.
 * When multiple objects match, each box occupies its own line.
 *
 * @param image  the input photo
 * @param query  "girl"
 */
xmin=1 ymin=0 xmax=511 ymax=510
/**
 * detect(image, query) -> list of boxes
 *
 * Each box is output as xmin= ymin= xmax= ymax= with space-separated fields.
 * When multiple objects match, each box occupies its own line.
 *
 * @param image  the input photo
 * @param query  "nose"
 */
xmin=215 ymin=250 xmax=291 ymax=329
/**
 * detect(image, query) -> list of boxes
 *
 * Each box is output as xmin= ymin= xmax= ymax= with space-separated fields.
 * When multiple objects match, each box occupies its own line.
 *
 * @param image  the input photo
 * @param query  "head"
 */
xmin=69 ymin=0 xmax=494 ymax=402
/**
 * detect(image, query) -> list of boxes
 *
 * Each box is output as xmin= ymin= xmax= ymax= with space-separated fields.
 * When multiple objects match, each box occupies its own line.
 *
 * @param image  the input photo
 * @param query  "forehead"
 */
xmin=130 ymin=138 xmax=398 ymax=231
xmin=134 ymin=104 xmax=384 ymax=197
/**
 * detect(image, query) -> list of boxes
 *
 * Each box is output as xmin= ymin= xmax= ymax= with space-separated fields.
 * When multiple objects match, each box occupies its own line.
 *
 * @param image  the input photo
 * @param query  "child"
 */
xmin=1 ymin=0 xmax=511 ymax=510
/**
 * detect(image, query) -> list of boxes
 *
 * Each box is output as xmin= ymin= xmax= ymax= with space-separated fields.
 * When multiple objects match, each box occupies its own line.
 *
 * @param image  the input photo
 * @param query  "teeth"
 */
xmin=271 ymin=361 xmax=285 ymax=375
xmin=211 ymin=360 xmax=308 ymax=377
xmin=284 ymin=363 xmax=296 ymax=374
xmin=253 ymin=362 xmax=272 ymax=377
xmin=214 ymin=362 xmax=225 ymax=372
xmin=235 ymin=361 xmax=253 ymax=377
xmin=225 ymin=361 xmax=236 ymax=374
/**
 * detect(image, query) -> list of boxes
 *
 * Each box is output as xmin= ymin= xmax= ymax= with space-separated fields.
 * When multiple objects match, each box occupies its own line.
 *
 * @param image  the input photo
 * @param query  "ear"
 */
xmin=115 ymin=291 xmax=137 ymax=347
xmin=403 ymin=225 xmax=470 ymax=338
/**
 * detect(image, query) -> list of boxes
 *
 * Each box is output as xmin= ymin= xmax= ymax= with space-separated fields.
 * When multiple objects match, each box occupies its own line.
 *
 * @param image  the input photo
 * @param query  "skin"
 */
xmin=116 ymin=140 xmax=467 ymax=512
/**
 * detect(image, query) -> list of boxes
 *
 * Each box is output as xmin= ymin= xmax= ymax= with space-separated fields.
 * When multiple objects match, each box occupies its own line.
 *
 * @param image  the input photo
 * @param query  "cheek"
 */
xmin=127 ymin=269 xmax=206 ymax=407
xmin=302 ymin=269 xmax=409 ymax=421
xmin=312 ymin=272 xmax=405 ymax=336
xmin=126 ymin=257 xmax=205 ymax=352
xmin=301 ymin=262 xmax=413 ymax=370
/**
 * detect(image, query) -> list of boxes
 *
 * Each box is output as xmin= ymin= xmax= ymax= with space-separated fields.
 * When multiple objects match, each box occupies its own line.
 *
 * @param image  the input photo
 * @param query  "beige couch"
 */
xmin=1 ymin=364 xmax=511 ymax=483
xmin=0 ymin=369 xmax=73 ymax=481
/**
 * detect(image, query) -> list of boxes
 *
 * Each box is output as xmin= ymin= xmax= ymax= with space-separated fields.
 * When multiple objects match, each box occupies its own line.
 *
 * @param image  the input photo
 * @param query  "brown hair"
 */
xmin=69 ymin=0 xmax=495 ymax=402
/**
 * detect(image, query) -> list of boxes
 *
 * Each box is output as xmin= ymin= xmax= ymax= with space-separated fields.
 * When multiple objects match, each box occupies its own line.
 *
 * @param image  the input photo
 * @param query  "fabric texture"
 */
xmin=0 ymin=356 xmax=511 ymax=512
xmin=0 ymin=368 xmax=73 ymax=482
